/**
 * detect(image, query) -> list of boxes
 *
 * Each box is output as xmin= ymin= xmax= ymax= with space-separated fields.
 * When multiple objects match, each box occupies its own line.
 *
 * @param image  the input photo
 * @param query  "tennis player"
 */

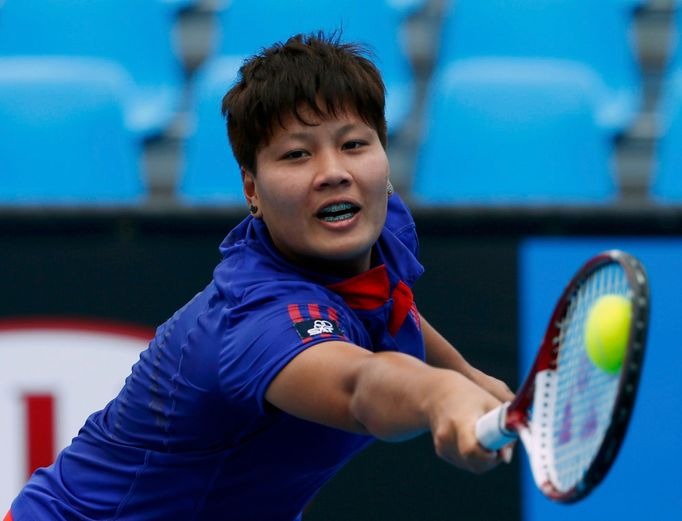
xmin=6 ymin=32 xmax=513 ymax=521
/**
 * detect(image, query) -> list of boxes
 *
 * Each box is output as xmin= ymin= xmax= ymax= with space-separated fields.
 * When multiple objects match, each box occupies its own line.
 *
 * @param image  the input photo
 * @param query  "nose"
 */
xmin=313 ymin=149 xmax=352 ymax=190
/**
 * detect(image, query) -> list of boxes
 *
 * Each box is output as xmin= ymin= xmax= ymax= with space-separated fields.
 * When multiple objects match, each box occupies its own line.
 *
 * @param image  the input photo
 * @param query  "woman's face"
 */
xmin=243 ymin=106 xmax=390 ymax=276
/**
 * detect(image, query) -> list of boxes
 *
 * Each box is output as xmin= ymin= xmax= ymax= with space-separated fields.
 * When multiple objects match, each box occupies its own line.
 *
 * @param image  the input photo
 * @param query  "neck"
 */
xmin=286 ymin=251 xmax=372 ymax=279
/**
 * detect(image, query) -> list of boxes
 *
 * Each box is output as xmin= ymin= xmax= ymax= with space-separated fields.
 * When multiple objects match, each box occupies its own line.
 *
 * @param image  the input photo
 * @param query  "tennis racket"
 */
xmin=475 ymin=250 xmax=649 ymax=503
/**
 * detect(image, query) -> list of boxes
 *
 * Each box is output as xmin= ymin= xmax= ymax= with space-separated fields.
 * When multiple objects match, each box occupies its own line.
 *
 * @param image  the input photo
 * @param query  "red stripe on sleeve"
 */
xmin=308 ymin=304 xmax=322 ymax=319
xmin=288 ymin=304 xmax=303 ymax=323
xmin=327 ymin=307 xmax=338 ymax=321
xmin=4 ymin=511 xmax=14 ymax=521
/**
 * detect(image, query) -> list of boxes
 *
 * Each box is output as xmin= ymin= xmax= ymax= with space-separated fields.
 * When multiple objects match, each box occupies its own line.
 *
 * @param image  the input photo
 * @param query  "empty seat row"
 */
xmin=410 ymin=0 xmax=680 ymax=205
xmin=3 ymin=0 xmax=682 ymax=205
xmin=4 ymin=63 xmax=682 ymax=206
xmin=0 ymin=0 xmax=417 ymax=137
xmin=179 ymin=0 xmax=649 ymax=204
xmin=0 ymin=0 xmax=654 ymax=139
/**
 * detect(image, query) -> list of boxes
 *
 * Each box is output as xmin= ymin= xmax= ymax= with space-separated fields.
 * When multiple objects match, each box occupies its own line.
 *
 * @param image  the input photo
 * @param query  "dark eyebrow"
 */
xmin=279 ymin=122 xmax=369 ymax=145
xmin=335 ymin=123 xmax=367 ymax=139
xmin=286 ymin=131 xmax=315 ymax=143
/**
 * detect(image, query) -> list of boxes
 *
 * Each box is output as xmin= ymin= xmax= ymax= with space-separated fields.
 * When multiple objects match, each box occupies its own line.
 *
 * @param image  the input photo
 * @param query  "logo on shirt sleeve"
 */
xmin=288 ymin=304 xmax=346 ymax=343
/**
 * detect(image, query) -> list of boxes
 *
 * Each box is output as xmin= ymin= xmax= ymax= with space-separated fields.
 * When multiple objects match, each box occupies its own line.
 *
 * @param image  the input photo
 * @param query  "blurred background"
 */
xmin=1 ymin=0 xmax=681 ymax=519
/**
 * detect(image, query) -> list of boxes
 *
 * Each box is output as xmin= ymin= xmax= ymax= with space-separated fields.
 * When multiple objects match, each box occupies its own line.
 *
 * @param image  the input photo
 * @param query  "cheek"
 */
xmin=373 ymin=154 xmax=391 ymax=183
xmin=358 ymin=155 xmax=389 ymax=188
xmin=259 ymin=179 xmax=303 ymax=212
xmin=372 ymin=164 xmax=391 ymax=195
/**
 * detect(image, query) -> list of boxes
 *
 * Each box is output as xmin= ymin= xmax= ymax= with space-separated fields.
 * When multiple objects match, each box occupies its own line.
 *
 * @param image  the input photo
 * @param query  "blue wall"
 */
xmin=520 ymin=238 xmax=682 ymax=520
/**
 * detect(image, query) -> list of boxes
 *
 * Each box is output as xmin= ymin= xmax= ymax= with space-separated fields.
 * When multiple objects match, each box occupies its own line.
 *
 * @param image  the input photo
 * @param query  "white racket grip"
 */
xmin=475 ymin=401 xmax=517 ymax=451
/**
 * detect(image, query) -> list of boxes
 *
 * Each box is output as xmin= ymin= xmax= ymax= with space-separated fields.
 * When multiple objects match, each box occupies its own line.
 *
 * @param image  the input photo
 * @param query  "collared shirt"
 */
xmin=12 ymin=194 xmax=425 ymax=521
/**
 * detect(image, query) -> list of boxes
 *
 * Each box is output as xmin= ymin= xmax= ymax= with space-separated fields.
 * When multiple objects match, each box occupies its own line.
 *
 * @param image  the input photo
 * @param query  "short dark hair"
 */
xmin=222 ymin=31 xmax=387 ymax=174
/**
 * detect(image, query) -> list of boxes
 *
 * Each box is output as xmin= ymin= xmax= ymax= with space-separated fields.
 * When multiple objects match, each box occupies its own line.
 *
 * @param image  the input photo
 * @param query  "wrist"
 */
xmin=423 ymin=370 xmax=470 ymax=432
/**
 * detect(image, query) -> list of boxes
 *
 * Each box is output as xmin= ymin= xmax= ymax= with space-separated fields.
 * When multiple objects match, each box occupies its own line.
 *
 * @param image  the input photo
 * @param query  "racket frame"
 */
xmin=478 ymin=250 xmax=649 ymax=502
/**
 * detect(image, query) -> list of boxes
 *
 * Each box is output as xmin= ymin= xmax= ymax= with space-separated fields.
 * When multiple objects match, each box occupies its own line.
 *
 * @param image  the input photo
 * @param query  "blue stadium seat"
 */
xmin=0 ymin=0 xmax=186 ymax=137
xmin=209 ymin=0 xmax=415 ymax=134
xmin=651 ymin=71 xmax=682 ymax=202
xmin=0 ymin=58 xmax=145 ymax=205
xmin=179 ymin=57 xmax=244 ymax=205
xmin=413 ymin=59 xmax=617 ymax=204
xmin=436 ymin=0 xmax=642 ymax=133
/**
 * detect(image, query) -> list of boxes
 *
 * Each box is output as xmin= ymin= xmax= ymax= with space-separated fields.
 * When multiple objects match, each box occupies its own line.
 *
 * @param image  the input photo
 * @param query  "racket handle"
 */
xmin=475 ymin=402 xmax=517 ymax=451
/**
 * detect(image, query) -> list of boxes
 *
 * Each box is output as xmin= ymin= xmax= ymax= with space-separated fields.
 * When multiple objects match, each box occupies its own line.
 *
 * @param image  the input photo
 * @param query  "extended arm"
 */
xmin=265 ymin=341 xmax=502 ymax=474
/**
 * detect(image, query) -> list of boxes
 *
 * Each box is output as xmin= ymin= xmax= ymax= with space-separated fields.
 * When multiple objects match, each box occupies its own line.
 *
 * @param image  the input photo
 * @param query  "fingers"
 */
xmin=498 ymin=383 xmax=515 ymax=404
xmin=433 ymin=415 xmax=510 ymax=474
xmin=497 ymin=383 xmax=515 ymax=404
xmin=461 ymin=438 xmax=515 ymax=474
xmin=435 ymin=433 xmax=500 ymax=474
xmin=453 ymin=441 xmax=514 ymax=474
xmin=429 ymin=371 xmax=512 ymax=475
xmin=465 ymin=449 xmax=500 ymax=475
xmin=471 ymin=369 xmax=515 ymax=403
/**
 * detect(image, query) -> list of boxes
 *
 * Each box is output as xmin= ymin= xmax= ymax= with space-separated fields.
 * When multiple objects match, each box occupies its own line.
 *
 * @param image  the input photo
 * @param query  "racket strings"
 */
xmin=536 ymin=263 xmax=630 ymax=492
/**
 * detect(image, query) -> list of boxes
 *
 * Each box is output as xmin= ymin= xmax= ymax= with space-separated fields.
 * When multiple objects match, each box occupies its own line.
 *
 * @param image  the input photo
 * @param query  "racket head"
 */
xmin=508 ymin=250 xmax=649 ymax=503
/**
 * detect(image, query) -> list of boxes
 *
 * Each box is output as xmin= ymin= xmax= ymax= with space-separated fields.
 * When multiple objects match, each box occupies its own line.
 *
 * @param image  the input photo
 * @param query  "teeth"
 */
xmin=321 ymin=202 xmax=354 ymax=214
xmin=322 ymin=213 xmax=354 ymax=222
xmin=317 ymin=201 xmax=359 ymax=222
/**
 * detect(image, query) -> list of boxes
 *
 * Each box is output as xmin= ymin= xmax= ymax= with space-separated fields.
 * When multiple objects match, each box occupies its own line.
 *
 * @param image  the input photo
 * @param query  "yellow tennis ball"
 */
xmin=584 ymin=294 xmax=631 ymax=374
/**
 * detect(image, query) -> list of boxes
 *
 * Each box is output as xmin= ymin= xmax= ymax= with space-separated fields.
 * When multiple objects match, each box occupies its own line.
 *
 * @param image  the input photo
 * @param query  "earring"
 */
xmin=249 ymin=204 xmax=258 ymax=214
xmin=387 ymin=180 xmax=394 ymax=196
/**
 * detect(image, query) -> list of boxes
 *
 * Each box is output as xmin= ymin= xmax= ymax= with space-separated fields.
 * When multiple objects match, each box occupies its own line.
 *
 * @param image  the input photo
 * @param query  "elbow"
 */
xmin=348 ymin=388 xmax=373 ymax=435
xmin=348 ymin=382 xmax=422 ymax=443
xmin=348 ymin=380 xmax=391 ymax=439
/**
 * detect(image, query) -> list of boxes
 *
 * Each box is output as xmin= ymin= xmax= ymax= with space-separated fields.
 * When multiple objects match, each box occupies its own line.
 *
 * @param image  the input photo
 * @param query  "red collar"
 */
xmin=327 ymin=265 xmax=415 ymax=337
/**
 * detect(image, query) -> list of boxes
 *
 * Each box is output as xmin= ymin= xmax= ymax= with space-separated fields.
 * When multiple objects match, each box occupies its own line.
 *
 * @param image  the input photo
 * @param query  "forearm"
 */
xmin=349 ymin=351 xmax=475 ymax=442
xmin=267 ymin=340 xmax=504 ymax=474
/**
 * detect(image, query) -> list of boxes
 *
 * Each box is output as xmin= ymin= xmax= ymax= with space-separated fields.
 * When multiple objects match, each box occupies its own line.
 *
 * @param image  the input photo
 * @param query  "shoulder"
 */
xmin=225 ymin=281 xmax=357 ymax=345
xmin=216 ymin=282 xmax=367 ymax=414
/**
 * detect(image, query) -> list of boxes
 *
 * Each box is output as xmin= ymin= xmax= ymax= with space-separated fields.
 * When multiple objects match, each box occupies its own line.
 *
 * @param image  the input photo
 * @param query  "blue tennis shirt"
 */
xmin=12 ymin=195 xmax=425 ymax=521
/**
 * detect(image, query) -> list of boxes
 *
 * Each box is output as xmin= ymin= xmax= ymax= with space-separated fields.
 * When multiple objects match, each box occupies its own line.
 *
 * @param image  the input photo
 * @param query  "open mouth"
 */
xmin=316 ymin=202 xmax=360 ymax=223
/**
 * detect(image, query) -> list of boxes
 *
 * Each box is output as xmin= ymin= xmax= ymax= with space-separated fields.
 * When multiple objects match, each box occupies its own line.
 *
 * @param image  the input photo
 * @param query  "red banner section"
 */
xmin=23 ymin=394 xmax=55 ymax=480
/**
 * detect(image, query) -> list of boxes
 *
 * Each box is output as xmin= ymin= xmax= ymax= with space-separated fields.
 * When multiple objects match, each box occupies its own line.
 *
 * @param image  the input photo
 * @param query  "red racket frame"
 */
xmin=507 ymin=250 xmax=649 ymax=502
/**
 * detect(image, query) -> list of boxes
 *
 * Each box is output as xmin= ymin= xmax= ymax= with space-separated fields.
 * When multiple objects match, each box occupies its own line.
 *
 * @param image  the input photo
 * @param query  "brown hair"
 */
xmin=221 ymin=31 xmax=387 ymax=174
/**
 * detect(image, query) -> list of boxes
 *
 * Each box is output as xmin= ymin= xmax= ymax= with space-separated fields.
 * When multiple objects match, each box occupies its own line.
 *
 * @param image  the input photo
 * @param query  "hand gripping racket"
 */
xmin=476 ymin=250 xmax=649 ymax=503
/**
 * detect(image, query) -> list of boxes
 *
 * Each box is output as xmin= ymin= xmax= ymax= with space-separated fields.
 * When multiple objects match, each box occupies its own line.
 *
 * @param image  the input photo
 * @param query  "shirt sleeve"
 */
xmin=217 ymin=286 xmax=351 ymax=416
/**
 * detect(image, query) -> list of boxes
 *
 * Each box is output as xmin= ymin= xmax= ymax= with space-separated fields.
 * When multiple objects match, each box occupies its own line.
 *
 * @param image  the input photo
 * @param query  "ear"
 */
xmin=242 ymin=167 xmax=255 ymax=200
xmin=241 ymin=167 xmax=261 ymax=217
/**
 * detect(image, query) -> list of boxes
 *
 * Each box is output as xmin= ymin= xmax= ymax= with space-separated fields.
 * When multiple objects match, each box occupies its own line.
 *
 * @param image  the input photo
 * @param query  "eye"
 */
xmin=342 ymin=140 xmax=366 ymax=151
xmin=281 ymin=149 xmax=309 ymax=160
